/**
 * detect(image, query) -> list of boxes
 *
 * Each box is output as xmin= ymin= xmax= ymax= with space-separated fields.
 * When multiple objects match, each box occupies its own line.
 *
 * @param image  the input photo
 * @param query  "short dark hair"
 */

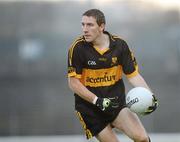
xmin=83 ymin=9 xmax=106 ymax=26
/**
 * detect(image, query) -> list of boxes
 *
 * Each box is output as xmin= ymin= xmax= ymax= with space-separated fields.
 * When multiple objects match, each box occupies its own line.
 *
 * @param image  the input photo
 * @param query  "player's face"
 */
xmin=81 ymin=16 xmax=104 ymax=42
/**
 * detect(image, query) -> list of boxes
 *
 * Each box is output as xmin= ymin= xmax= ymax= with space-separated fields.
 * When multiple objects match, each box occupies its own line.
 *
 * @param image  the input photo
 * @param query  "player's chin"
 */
xmin=85 ymin=39 xmax=92 ymax=42
xmin=84 ymin=37 xmax=93 ymax=42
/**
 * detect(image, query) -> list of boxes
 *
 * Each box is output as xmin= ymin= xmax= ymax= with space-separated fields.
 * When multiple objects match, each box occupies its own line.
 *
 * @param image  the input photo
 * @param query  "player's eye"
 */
xmin=87 ymin=23 xmax=94 ymax=27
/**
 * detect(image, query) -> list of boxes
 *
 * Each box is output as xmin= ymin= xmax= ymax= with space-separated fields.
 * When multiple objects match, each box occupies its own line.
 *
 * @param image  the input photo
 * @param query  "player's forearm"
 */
xmin=68 ymin=77 xmax=97 ymax=104
xmin=128 ymin=73 xmax=152 ymax=92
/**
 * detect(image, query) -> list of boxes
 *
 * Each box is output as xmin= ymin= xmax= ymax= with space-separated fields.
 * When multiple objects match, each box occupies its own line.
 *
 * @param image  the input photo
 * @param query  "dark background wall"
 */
xmin=0 ymin=0 xmax=179 ymax=136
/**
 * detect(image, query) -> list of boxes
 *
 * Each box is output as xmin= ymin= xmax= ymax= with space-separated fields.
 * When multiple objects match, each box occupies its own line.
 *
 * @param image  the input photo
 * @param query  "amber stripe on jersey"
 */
xmin=68 ymin=36 xmax=84 ymax=66
xmin=80 ymin=65 xmax=122 ymax=87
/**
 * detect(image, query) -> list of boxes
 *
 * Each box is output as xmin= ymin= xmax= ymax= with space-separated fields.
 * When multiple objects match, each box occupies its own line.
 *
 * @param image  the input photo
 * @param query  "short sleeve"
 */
xmin=68 ymin=40 xmax=84 ymax=78
xmin=121 ymin=40 xmax=139 ymax=78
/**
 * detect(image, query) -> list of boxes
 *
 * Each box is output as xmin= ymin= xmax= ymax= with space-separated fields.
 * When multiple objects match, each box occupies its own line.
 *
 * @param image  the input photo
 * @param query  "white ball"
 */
xmin=126 ymin=87 xmax=153 ymax=115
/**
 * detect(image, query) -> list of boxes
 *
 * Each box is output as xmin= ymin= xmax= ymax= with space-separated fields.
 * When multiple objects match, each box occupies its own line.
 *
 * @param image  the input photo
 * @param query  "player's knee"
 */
xmin=133 ymin=134 xmax=149 ymax=142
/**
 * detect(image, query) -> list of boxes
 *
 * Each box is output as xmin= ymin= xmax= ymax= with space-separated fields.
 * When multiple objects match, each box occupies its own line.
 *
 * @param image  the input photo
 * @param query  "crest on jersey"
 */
xmin=111 ymin=57 xmax=118 ymax=65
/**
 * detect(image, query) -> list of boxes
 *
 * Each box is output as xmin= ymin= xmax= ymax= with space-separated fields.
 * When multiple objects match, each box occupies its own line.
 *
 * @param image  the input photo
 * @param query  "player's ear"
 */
xmin=100 ymin=23 xmax=105 ymax=32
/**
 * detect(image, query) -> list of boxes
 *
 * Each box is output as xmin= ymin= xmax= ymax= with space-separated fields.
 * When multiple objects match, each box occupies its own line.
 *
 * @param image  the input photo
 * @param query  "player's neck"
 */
xmin=92 ymin=33 xmax=109 ymax=50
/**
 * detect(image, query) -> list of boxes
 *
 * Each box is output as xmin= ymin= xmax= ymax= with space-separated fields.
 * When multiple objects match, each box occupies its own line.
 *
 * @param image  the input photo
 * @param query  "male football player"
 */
xmin=68 ymin=9 xmax=158 ymax=142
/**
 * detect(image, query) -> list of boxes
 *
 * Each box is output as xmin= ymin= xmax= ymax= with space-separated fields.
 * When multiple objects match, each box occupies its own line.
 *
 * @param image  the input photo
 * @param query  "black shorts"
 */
xmin=75 ymin=97 xmax=126 ymax=139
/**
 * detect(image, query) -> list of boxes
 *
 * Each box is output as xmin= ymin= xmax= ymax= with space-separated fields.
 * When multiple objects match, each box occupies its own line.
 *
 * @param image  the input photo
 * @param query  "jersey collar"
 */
xmin=103 ymin=31 xmax=116 ymax=49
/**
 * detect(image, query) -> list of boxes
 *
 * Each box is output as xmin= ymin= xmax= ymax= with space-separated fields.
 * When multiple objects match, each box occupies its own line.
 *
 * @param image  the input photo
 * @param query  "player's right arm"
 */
xmin=68 ymin=39 xmax=97 ymax=104
xmin=68 ymin=77 xmax=119 ymax=111
xmin=68 ymin=77 xmax=97 ymax=104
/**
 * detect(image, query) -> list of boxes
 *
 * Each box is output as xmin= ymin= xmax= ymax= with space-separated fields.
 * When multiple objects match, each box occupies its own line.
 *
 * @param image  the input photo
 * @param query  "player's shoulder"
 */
xmin=68 ymin=36 xmax=85 ymax=55
xmin=111 ymin=34 xmax=127 ymax=44
xmin=110 ymin=34 xmax=129 ymax=50
xmin=70 ymin=36 xmax=85 ymax=49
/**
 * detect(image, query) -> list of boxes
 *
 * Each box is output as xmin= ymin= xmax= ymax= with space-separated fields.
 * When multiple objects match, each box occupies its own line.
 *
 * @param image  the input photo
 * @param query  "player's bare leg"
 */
xmin=112 ymin=107 xmax=149 ymax=142
xmin=96 ymin=124 xmax=120 ymax=142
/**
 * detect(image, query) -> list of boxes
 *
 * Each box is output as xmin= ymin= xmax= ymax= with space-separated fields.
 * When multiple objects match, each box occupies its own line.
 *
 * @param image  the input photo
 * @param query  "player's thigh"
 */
xmin=112 ymin=107 xmax=148 ymax=140
xmin=96 ymin=124 xmax=119 ymax=142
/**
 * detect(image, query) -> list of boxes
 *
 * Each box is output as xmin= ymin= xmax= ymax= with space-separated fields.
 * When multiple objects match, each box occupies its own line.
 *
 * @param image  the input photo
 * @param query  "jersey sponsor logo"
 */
xmin=86 ymin=72 xmax=116 ymax=83
xmin=80 ymin=65 xmax=122 ymax=87
xmin=88 ymin=60 xmax=96 ymax=65
xmin=98 ymin=57 xmax=107 ymax=62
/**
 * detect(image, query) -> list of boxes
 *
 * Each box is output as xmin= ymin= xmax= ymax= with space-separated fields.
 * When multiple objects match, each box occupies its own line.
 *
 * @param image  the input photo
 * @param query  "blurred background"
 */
xmin=0 ymin=0 xmax=180 ymax=138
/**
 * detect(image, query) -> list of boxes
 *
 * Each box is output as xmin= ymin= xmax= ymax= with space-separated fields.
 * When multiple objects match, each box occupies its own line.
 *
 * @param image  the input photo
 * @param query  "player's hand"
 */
xmin=144 ymin=95 xmax=158 ymax=115
xmin=95 ymin=97 xmax=120 ymax=112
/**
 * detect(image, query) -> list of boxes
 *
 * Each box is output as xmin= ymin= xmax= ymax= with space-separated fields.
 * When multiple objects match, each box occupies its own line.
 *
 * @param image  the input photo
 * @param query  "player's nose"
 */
xmin=82 ymin=25 xmax=88 ymax=33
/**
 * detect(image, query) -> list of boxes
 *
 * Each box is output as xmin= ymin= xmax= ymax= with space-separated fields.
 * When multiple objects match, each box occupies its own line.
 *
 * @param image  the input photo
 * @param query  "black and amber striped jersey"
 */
xmin=68 ymin=31 xmax=138 ymax=109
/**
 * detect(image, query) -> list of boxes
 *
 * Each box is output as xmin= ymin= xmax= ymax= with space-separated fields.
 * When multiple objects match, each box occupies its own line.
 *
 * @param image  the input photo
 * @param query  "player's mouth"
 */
xmin=84 ymin=35 xmax=91 ymax=39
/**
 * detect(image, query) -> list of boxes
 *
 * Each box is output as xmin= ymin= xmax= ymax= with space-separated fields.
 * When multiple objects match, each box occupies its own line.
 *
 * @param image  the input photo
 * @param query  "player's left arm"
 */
xmin=128 ymin=73 xmax=158 ymax=114
xmin=121 ymin=39 xmax=158 ymax=113
xmin=127 ymin=73 xmax=151 ymax=92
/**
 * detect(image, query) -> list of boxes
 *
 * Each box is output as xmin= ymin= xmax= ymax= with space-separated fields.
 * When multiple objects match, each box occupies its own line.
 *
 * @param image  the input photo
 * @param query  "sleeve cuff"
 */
xmin=126 ymin=66 xmax=139 ymax=78
xmin=68 ymin=72 xmax=82 ymax=78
